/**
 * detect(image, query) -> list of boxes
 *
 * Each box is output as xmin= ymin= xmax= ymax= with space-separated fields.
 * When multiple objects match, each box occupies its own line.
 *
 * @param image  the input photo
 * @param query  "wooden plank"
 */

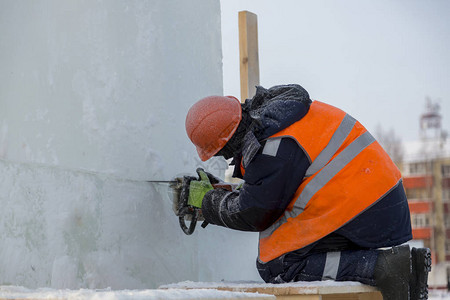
xmin=159 ymin=282 xmax=382 ymax=300
xmin=238 ymin=10 xmax=260 ymax=101
xmin=322 ymin=294 xmax=359 ymax=300
xmin=356 ymin=292 xmax=383 ymax=300
xmin=322 ymin=293 xmax=370 ymax=300
xmin=275 ymin=292 xmax=382 ymax=300
xmin=276 ymin=296 xmax=322 ymax=300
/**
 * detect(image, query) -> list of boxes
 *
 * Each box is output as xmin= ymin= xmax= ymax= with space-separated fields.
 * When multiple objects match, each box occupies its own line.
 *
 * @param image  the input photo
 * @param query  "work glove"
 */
xmin=187 ymin=168 xmax=217 ymax=208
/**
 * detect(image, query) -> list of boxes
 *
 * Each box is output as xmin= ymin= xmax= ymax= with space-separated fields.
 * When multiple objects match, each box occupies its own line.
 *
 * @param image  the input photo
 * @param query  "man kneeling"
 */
xmin=183 ymin=84 xmax=431 ymax=299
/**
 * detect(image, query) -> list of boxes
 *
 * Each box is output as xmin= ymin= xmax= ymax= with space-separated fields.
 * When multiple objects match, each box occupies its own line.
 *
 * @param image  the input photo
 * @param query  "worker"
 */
xmin=183 ymin=84 xmax=431 ymax=300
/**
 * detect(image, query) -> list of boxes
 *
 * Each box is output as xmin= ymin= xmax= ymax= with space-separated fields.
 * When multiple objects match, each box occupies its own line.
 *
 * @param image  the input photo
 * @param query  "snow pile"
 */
xmin=0 ymin=286 xmax=274 ymax=300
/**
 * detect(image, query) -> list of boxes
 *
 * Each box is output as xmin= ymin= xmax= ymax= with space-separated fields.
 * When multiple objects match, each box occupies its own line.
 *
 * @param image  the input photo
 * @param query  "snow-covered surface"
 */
xmin=1 ymin=285 xmax=449 ymax=300
xmin=0 ymin=286 xmax=274 ymax=300
xmin=161 ymin=280 xmax=379 ymax=296
xmin=160 ymin=280 xmax=369 ymax=289
xmin=0 ymin=0 xmax=260 ymax=290
xmin=1 ymin=284 xmax=450 ymax=300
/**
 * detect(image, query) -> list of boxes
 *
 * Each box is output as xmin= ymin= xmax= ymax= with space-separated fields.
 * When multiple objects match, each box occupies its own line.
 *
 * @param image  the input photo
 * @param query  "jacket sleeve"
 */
xmin=201 ymin=137 xmax=310 ymax=232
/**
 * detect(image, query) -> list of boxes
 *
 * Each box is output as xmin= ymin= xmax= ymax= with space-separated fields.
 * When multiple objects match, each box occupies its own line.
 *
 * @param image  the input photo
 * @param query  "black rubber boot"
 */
xmin=374 ymin=245 xmax=411 ymax=300
xmin=410 ymin=247 xmax=431 ymax=300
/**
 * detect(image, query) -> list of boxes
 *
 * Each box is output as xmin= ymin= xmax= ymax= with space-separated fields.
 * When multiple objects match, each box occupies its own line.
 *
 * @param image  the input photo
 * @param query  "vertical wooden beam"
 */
xmin=238 ymin=10 xmax=260 ymax=102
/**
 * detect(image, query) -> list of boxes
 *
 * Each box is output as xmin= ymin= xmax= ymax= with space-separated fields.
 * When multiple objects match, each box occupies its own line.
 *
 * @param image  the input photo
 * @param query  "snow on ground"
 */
xmin=164 ymin=282 xmax=450 ymax=299
xmin=0 ymin=286 xmax=274 ymax=300
xmin=160 ymin=280 xmax=369 ymax=289
xmin=1 ymin=284 xmax=449 ymax=299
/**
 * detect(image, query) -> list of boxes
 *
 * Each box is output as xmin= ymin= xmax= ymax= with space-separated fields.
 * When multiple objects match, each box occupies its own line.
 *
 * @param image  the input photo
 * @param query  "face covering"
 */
xmin=215 ymin=105 xmax=252 ymax=159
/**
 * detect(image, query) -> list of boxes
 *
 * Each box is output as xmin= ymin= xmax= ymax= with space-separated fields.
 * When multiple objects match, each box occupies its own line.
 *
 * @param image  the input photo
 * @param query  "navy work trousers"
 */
xmin=257 ymin=249 xmax=379 ymax=286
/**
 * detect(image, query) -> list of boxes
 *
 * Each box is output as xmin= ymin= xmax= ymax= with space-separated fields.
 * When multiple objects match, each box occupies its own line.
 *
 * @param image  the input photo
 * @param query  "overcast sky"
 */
xmin=220 ymin=0 xmax=450 ymax=142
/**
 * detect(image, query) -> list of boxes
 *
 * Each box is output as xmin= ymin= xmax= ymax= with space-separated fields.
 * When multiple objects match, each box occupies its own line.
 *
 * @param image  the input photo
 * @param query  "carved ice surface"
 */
xmin=0 ymin=0 xmax=260 ymax=289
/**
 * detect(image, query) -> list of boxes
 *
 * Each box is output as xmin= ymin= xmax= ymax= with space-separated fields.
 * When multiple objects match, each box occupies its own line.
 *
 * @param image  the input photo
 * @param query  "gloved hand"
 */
xmin=187 ymin=168 xmax=216 ymax=208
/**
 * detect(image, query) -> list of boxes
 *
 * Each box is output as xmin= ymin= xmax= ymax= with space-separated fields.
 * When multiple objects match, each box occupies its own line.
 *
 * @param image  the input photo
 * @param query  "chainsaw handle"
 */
xmin=176 ymin=174 xmax=235 ymax=236
xmin=178 ymin=206 xmax=198 ymax=235
xmin=178 ymin=184 xmax=226 ymax=235
xmin=212 ymin=183 xmax=233 ymax=191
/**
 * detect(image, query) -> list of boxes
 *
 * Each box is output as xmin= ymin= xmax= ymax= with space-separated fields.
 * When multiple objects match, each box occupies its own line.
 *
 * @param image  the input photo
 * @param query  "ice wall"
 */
xmin=0 ymin=0 xmax=260 ymax=289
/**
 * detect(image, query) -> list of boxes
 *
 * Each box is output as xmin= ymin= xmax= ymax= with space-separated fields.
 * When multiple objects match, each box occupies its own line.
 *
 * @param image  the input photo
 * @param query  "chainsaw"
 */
xmin=149 ymin=176 xmax=235 ymax=235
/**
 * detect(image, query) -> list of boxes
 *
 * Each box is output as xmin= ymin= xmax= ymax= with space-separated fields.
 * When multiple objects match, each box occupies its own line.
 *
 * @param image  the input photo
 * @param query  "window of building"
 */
xmin=445 ymin=240 xmax=450 ymax=255
xmin=445 ymin=215 xmax=450 ymax=228
xmin=406 ymin=188 xmax=432 ymax=201
xmin=406 ymin=189 xmax=416 ymax=199
xmin=408 ymin=162 xmax=431 ymax=175
xmin=406 ymin=189 xmax=416 ymax=200
xmin=443 ymin=189 xmax=450 ymax=202
xmin=446 ymin=241 xmax=450 ymax=254
xmin=443 ymin=165 xmax=450 ymax=177
xmin=411 ymin=213 xmax=431 ymax=228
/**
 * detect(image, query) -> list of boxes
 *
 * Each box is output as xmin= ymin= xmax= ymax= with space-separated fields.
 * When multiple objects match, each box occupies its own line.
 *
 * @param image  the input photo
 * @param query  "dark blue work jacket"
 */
xmin=201 ymin=84 xmax=412 ymax=260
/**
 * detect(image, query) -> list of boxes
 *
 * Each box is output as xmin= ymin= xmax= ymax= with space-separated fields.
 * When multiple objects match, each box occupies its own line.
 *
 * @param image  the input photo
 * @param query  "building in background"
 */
xmin=399 ymin=99 xmax=450 ymax=289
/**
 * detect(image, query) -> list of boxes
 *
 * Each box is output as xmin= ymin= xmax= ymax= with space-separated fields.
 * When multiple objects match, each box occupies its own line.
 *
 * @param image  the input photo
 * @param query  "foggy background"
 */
xmin=221 ymin=0 xmax=450 ymax=143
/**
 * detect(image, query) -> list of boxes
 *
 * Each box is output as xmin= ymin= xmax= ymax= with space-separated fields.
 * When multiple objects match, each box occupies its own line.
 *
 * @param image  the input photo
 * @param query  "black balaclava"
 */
xmin=215 ymin=103 xmax=252 ymax=160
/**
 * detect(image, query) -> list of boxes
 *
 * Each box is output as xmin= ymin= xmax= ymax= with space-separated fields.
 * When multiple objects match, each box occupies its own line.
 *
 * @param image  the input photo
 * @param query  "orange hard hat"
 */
xmin=185 ymin=95 xmax=242 ymax=161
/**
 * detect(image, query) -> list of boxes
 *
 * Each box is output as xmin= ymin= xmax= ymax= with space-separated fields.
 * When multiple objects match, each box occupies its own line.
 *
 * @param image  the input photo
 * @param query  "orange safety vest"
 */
xmin=256 ymin=101 xmax=402 ymax=263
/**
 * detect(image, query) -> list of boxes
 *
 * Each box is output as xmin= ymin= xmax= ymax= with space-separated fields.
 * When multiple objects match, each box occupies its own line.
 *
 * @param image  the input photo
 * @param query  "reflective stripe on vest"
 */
xmin=257 ymin=101 xmax=401 ymax=263
xmin=262 ymin=137 xmax=282 ymax=156
xmin=260 ymin=120 xmax=375 ymax=239
xmin=305 ymin=114 xmax=356 ymax=177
